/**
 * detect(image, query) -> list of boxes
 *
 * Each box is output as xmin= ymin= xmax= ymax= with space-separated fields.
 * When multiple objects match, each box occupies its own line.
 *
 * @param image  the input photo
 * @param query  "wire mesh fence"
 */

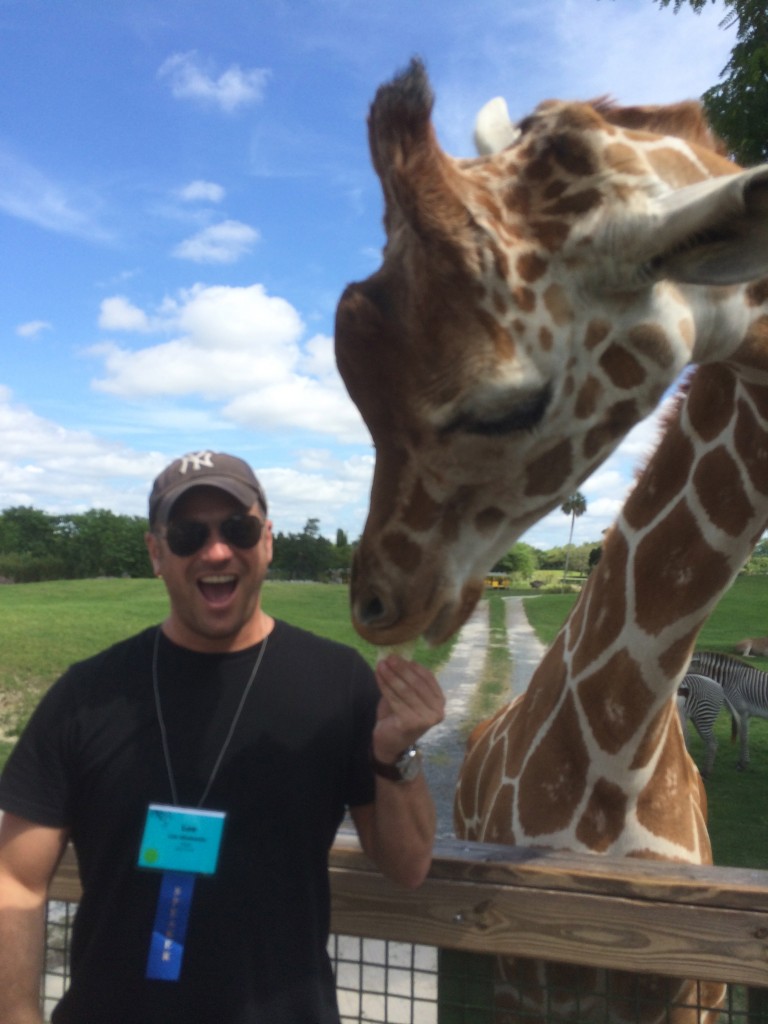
xmin=43 ymin=901 xmax=762 ymax=1024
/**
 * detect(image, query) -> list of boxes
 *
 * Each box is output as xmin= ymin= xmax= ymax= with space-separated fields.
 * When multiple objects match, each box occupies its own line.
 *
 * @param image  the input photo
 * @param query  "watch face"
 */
xmin=397 ymin=746 xmax=422 ymax=781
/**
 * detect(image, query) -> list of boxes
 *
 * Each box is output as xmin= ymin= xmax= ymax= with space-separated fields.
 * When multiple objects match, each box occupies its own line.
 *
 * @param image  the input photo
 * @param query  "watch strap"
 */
xmin=370 ymin=744 xmax=421 ymax=782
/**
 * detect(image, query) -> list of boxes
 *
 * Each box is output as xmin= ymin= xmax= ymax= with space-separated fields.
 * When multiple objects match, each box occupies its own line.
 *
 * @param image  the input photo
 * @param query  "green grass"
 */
xmin=521 ymin=575 xmax=768 ymax=868
xmin=5 ymin=574 xmax=768 ymax=869
xmin=0 ymin=577 xmax=455 ymax=748
xmin=466 ymin=592 xmax=511 ymax=730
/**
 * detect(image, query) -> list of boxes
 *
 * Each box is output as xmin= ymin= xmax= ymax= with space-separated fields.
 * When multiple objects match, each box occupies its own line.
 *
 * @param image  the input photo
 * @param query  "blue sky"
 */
xmin=1 ymin=0 xmax=735 ymax=549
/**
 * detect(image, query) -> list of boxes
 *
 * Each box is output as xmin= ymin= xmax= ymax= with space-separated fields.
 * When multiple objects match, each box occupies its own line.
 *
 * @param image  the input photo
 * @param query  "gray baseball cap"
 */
xmin=149 ymin=451 xmax=268 ymax=526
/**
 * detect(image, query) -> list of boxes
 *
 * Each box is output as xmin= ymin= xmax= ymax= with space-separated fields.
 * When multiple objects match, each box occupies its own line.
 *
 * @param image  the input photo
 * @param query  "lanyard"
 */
xmin=150 ymin=627 xmax=269 ymax=808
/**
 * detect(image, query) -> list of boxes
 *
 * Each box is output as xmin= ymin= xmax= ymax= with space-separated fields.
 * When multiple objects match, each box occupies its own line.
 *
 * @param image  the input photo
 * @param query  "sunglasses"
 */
xmin=164 ymin=513 xmax=264 ymax=557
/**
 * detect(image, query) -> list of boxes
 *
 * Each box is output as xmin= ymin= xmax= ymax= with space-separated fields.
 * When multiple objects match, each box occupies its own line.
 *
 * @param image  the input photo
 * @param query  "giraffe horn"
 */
xmin=367 ymin=57 xmax=473 ymax=241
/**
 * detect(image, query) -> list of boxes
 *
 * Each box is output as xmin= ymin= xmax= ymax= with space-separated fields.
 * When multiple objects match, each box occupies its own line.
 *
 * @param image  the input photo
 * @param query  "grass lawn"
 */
xmin=3 ymin=573 xmax=768 ymax=869
xmin=0 ymin=577 xmax=455 ymax=763
xmin=522 ymin=574 xmax=768 ymax=869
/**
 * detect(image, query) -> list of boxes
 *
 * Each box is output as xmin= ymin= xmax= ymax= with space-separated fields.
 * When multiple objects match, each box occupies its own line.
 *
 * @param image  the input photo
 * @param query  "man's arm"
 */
xmin=351 ymin=655 xmax=445 ymax=889
xmin=0 ymin=812 xmax=69 ymax=1024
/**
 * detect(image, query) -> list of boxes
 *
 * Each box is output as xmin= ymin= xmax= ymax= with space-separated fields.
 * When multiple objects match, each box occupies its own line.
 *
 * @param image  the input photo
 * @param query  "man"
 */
xmin=0 ymin=450 xmax=445 ymax=1023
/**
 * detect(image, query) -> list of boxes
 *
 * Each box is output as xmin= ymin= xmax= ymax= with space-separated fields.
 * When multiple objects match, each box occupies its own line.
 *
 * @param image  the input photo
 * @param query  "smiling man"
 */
xmin=0 ymin=450 xmax=445 ymax=1024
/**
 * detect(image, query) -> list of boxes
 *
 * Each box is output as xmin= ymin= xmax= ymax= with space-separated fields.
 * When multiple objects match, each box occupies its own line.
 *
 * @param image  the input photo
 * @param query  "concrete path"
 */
xmin=506 ymin=596 xmax=547 ymax=700
xmin=423 ymin=595 xmax=546 ymax=838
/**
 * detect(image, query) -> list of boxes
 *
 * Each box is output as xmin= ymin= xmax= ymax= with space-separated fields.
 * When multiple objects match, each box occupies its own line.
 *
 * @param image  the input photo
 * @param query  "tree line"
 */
xmin=0 ymin=504 xmax=595 ymax=585
xmin=0 ymin=506 xmax=355 ymax=584
xmin=3 ymin=503 xmax=766 ymax=585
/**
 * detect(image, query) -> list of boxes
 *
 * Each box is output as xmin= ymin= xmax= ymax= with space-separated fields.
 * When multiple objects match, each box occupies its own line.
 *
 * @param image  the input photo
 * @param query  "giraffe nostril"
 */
xmin=357 ymin=594 xmax=387 ymax=626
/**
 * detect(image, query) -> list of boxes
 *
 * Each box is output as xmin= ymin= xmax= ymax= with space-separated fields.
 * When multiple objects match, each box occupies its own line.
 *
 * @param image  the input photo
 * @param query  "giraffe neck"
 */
xmin=459 ymin=358 xmax=768 ymax=858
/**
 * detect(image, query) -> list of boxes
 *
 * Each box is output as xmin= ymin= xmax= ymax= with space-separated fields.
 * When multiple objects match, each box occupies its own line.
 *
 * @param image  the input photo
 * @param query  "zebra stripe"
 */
xmin=689 ymin=651 xmax=768 ymax=769
xmin=677 ymin=673 xmax=725 ymax=778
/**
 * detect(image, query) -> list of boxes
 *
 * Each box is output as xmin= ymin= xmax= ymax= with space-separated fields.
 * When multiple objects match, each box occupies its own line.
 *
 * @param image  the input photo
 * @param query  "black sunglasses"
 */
xmin=164 ymin=513 xmax=264 ymax=557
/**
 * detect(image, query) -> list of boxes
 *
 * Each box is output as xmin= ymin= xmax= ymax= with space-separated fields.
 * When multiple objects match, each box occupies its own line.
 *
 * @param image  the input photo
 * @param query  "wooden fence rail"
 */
xmin=51 ymin=831 xmax=768 ymax=988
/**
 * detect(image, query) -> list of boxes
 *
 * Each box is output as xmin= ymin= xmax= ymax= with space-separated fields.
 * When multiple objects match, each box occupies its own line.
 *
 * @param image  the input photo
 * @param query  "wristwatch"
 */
xmin=371 ymin=744 xmax=423 ymax=782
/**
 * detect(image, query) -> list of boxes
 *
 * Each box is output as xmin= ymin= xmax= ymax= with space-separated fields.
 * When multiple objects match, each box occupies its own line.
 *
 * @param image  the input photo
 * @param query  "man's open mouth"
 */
xmin=198 ymin=574 xmax=238 ymax=604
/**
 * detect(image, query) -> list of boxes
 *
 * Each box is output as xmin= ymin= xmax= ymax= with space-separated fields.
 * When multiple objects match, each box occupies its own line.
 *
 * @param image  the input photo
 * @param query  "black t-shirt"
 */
xmin=0 ymin=621 xmax=379 ymax=1023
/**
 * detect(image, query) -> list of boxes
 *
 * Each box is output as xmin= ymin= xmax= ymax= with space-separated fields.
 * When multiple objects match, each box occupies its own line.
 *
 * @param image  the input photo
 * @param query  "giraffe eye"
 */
xmin=442 ymin=385 xmax=552 ymax=436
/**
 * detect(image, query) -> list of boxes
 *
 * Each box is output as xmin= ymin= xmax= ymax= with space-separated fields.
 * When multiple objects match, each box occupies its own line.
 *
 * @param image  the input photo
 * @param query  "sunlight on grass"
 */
xmin=0 ymin=577 xmax=455 ymax=747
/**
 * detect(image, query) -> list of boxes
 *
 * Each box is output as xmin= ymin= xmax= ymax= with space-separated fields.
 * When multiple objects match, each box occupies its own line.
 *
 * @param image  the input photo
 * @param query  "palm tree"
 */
xmin=561 ymin=491 xmax=587 ymax=582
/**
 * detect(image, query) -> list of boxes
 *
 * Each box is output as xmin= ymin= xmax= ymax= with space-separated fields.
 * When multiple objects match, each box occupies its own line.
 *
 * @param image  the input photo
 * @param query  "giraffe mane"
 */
xmin=590 ymin=96 xmax=728 ymax=156
xmin=630 ymin=369 xmax=696 ymax=488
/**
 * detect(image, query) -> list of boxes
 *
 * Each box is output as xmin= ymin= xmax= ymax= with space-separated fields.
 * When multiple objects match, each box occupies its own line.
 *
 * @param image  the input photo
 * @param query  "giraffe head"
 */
xmin=335 ymin=58 xmax=768 ymax=646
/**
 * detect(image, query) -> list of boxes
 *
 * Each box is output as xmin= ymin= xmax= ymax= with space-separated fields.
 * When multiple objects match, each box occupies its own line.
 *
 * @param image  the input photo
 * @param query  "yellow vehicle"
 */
xmin=484 ymin=572 xmax=510 ymax=589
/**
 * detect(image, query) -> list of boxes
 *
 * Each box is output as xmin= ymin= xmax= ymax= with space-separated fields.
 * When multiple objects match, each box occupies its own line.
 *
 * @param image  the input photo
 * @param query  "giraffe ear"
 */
xmin=646 ymin=165 xmax=768 ymax=286
xmin=367 ymin=58 xmax=473 ymax=241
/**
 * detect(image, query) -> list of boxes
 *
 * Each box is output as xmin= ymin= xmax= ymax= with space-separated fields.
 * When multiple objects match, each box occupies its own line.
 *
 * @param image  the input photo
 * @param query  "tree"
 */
xmin=653 ymin=0 xmax=768 ymax=164
xmin=0 ymin=506 xmax=57 ymax=558
xmin=271 ymin=519 xmax=337 ymax=580
xmin=497 ymin=542 xmax=539 ymax=580
xmin=561 ymin=492 xmax=587 ymax=581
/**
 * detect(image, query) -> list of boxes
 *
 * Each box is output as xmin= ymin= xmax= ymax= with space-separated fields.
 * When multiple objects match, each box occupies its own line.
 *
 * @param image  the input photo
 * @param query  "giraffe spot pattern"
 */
xmin=578 ymin=649 xmax=655 ymax=755
xmin=475 ymin=506 xmax=506 ymax=534
xmin=584 ymin=319 xmax=611 ymax=350
xmin=569 ymin=529 xmax=629 ymax=676
xmin=524 ymin=439 xmax=573 ymax=496
xmin=633 ymin=501 xmax=731 ymax=636
xmin=693 ymin=446 xmax=754 ymax=536
xmin=647 ymin=145 xmax=709 ymax=186
xmin=603 ymin=142 xmax=649 ymax=176
xmin=687 ymin=365 xmax=736 ymax=441
xmin=516 ymin=251 xmax=548 ymax=284
xmin=542 ymin=282 xmax=572 ymax=326
xmin=636 ymin=728 xmax=699 ymax=853
xmin=747 ymin=278 xmax=768 ymax=307
xmin=734 ymin=391 xmax=768 ymax=497
xmin=582 ymin=399 xmax=639 ymax=459
xmin=575 ymin=777 xmax=628 ymax=851
xmin=542 ymin=188 xmax=603 ymax=217
xmin=402 ymin=478 xmax=442 ymax=532
xmin=506 ymin=635 xmax=569 ymax=779
xmin=629 ymin=699 xmax=673 ymax=771
xmin=518 ymin=692 xmax=590 ymax=836
xmin=599 ymin=343 xmax=646 ymax=389
xmin=624 ymin=429 xmax=694 ymax=532
xmin=382 ymin=532 xmax=422 ymax=572
xmin=627 ymin=323 xmax=675 ymax=368
xmin=574 ymin=376 xmax=602 ymax=419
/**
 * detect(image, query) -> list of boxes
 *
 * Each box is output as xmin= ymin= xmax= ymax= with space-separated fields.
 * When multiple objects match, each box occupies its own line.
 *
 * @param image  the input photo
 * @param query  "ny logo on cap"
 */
xmin=178 ymin=451 xmax=215 ymax=474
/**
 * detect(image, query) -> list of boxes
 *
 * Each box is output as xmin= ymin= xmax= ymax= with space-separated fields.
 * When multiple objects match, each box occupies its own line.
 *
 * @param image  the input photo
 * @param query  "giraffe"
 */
xmin=335 ymin=60 xmax=768 ymax=649
xmin=334 ymin=59 xmax=768 ymax=1023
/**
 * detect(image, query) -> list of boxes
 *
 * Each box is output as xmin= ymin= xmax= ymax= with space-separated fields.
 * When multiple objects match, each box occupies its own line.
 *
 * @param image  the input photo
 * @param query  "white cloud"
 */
xmin=178 ymin=180 xmax=226 ymax=204
xmin=0 ymin=384 xmax=371 ymax=536
xmin=88 ymin=282 xmax=368 ymax=443
xmin=261 ymin=458 xmax=373 ymax=532
xmin=158 ymin=52 xmax=270 ymax=113
xmin=172 ymin=219 xmax=259 ymax=263
xmin=0 ymin=386 xmax=164 ymax=516
xmin=0 ymin=146 xmax=109 ymax=241
xmin=16 ymin=320 xmax=52 ymax=339
xmin=98 ymin=296 xmax=152 ymax=332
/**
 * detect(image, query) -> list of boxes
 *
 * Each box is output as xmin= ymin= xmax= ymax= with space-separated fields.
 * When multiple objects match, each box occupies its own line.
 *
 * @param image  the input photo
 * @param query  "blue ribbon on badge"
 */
xmin=146 ymin=871 xmax=195 ymax=981
xmin=139 ymin=805 xmax=227 ymax=982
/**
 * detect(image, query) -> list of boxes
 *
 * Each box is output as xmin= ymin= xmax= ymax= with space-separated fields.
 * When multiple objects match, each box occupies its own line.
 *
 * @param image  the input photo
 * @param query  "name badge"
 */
xmin=138 ymin=804 xmax=226 ymax=876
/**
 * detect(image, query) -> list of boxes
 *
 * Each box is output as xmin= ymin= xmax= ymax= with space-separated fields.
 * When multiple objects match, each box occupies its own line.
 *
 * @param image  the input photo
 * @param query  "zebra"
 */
xmin=676 ymin=673 xmax=726 ymax=778
xmin=689 ymin=651 xmax=768 ymax=770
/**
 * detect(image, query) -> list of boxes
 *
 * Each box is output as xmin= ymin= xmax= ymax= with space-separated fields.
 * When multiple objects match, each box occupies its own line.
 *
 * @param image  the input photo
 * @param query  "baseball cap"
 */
xmin=148 ymin=451 xmax=268 ymax=527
